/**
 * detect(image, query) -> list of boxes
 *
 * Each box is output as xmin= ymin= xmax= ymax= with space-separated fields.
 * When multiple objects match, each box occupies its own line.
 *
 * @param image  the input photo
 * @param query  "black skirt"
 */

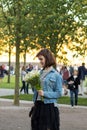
xmin=30 ymin=101 xmax=60 ymax=130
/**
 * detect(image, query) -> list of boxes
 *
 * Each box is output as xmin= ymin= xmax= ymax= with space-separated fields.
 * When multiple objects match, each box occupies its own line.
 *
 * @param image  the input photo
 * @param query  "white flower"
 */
xmin=24 ymin=70 xmax=41 ymax=90
xmin=24 ymin=70 xmax=39 ymax=81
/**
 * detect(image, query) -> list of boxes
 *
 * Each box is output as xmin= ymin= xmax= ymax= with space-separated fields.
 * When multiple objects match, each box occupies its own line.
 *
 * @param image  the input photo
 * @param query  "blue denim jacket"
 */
xmin=33 ymin=68 xmax=62 ymax=104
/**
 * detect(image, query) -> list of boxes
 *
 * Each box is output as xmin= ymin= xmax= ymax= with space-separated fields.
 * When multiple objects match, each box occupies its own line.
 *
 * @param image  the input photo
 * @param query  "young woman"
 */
xmin=67 ymin=70 xmax=80 ymax=107
xmin=20 ymin=66 xmax=26 ymax=94
xmin=30 ymin=49 xmax=62 ymax=130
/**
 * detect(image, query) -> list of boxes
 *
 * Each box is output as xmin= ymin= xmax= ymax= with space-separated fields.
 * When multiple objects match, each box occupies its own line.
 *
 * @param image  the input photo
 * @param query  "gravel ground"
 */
xmin=0 ymin=101 xmax=87 ymax=130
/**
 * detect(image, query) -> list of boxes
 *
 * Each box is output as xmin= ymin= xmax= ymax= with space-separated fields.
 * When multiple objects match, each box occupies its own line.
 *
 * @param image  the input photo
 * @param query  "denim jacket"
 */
xmin=33 ymin=68 xmax=62 ymax=104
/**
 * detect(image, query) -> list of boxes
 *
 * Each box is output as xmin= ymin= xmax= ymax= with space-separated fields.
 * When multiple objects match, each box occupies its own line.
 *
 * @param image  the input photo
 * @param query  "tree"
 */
xmin=69 ymin=28 xmax=87 ymax=60
xmin=0 ymin=0 xmax=87 ymax=106
xmin=28 ymin=0 xmax=80 ymax=57
xmin=0 ymin=0 xmax=24 ymax=105
xmin=0 ymin=1 xmax=15 ymax=83
xmin=66 ymin=0 xmax=87 ymax=61
xmin=0 ymin=0 xmax=38 ymax=105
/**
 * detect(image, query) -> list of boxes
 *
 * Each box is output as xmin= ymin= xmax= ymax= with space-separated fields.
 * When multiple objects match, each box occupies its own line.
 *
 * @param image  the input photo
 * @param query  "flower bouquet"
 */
xmin=25 ymin=70 xmax=41 ymax=90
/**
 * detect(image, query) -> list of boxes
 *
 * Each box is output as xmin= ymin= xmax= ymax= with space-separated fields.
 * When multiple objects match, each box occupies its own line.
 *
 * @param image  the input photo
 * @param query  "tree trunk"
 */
xmin=14 ymin=1 xmax=21 ymax=106
xmin=23 ymin=50 xmax=26 ymax=67
xmin=7 ymin=43 xmax=11 ymax=83
xmin=49 ymin=43 xmax=57 ymax=69
xmin=14 ymin=39 xmax=20 ymax=106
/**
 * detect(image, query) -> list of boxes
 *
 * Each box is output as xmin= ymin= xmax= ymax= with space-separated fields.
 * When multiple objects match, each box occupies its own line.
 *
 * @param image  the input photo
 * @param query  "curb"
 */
xmin=0 ymin=98 xmax=87 ymax=109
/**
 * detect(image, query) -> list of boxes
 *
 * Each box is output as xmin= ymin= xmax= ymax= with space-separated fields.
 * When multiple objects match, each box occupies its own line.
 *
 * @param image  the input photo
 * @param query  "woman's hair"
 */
xmin=0 ymin=65 xmax=3 ymax=70
xmin=36 ymin=48 xmax=56 ymax=68
xmin=22 ymin=66 xmax=25 ymax=71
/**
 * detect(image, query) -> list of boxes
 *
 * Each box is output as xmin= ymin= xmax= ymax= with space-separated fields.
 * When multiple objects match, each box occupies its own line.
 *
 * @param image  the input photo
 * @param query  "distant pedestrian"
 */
xmin=67 ymin=70 xmax=80 ymax=107
xmin=26 ymin=64 xmax=33 ymax=73
xmin=78 ymin=63 xmax=87 ymax=95
xmin=69 ymin=65 xmax=74 ymax=76
xmin=10 ymin=65 xmax=14 ymax=75
xmin=20 ymin=66 xmax=26 ymax=94
xmin=26 ymin=64 xmax=33 ymax=94
xmin=74 ymin=64 xmax=78 ymax=71
xmin=60 ymin=66 xmax=69 ymax=95
xmin=0 ymin=65 xmax=8 ymax=82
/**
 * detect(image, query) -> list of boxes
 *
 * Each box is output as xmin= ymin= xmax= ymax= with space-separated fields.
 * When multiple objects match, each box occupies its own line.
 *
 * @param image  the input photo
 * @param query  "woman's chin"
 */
xmin=41 ymin=65 xmax=45 ymax=68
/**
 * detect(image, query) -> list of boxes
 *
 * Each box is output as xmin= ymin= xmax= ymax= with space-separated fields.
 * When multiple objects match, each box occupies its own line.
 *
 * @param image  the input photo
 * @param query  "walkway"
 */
xmin=0 ymin=88 xmax=87 ymax=98
xmin=0 ymin=100 xmax=87 ymax=130
xmin=0 ymin=88 xmax=33 ymax=96
xmin=0 ymin=88 xmax=87 ymax=130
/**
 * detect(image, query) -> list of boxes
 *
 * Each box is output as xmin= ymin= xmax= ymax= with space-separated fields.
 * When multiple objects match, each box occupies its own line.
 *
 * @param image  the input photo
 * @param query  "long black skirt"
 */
xmin=30 ymin=101 xmax=60 ymax=130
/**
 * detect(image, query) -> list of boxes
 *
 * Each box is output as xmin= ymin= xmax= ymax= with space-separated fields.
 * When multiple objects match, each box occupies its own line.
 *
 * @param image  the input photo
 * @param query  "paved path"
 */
xmin=0 ymin=88 xmax=87 ymax=98
xmin=0 ymin=88 xmax=87 ymax=130
xmin=0 ymin=89 xmax=33 ymax=96
xmin=0 ymin=100 xmax=87 ymax=130
xmin=0 ymin=89 xmax=14 ymax=96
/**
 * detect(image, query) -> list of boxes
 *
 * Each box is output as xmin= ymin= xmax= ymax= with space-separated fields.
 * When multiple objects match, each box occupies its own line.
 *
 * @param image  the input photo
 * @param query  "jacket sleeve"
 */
xmin=75 ymin=77 xmax=80 ymax=85
xmin=67 ymin=76 xmax=72 ymax=82
xmin=44 ymin=74 xmax=62 ymax=99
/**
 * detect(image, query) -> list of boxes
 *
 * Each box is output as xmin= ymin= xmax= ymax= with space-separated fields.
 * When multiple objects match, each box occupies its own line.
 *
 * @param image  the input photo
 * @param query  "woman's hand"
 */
xmin=68 ymin=81 xmax=74 ymax=84
xmin=38 ymin=90 xmax=44 ymax=96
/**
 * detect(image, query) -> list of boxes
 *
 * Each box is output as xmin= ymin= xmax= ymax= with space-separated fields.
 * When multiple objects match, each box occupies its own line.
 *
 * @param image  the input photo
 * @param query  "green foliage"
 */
xmin=26 ymin=0 xmax=87 ymax=57
xmin=0 ymin=0 xmax=87 ymax=57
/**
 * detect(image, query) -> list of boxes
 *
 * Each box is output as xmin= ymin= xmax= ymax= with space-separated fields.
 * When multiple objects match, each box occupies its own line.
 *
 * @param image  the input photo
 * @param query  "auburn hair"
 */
xmin=36 ymin=48 xmax=56 ymax=68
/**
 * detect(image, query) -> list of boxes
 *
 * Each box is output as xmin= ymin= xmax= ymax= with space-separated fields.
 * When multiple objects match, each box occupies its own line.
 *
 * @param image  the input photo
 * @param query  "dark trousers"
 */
xmin=20 ymin=81 xmax=26 ymax=93
xmin=70 ymin=89 xmax=78 ymax=106
xmin=26 ymin=83 xmax=29 ymax=94
xmin=26 ymin=83 xmax=34 ymax=94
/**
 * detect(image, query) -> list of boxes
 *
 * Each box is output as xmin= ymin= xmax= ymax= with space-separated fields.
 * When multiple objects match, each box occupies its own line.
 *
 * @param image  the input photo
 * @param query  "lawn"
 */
xmin=58 ymin=96 xmax=87 ymax=106
xmin=0 ymin=76 xmax=87 ymax=106
xmin=0 ymin=94 xmax=87 ymax=106
xmin=0 ymin=75 xmax=22 ymax=89
xmin=0 ymin=94 xmax=33 ymax=101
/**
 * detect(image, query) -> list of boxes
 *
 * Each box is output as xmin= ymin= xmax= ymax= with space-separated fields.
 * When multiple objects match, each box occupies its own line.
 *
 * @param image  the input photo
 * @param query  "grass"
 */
xmin=0 ymin=76 xmax=87 ymax=106
xmin=0 ymin=94 xmax=33 ymax=101
xmin=0 ymin=75 xmax=22 ymax=89
xmin=58 ymin=96 xmax=87 ymax=106
xmin=0 ymin=94 xmax=87 ymax=106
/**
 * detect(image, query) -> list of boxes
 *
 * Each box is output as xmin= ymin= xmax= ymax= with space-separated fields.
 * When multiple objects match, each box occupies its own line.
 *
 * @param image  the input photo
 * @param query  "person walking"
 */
xmin=26 ymin=64 xmax=33 ymax=94
xmin=20 ymin=66 xmax=26 ymax=94
xmin=0 ymin=65 xmax=8 ymax=82
xmin=67 ymin=70 xmax=80 ymax=107
xmin=69 ymin=65 xmax=74 ymax=76
xmin=60 ymin=66 xmax=69 ymax=95
xmin=29 ymin=49 xmax=62 ymax=130
xmin=78 ymin=63 xmax=87 ymax=95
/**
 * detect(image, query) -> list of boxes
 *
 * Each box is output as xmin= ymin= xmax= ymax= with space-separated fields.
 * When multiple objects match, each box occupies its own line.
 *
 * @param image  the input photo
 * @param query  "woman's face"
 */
xmin=38 ymin=55 xmax=46 ymax=68
xmin=74 ymin=71 xmax=78 ymax=76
